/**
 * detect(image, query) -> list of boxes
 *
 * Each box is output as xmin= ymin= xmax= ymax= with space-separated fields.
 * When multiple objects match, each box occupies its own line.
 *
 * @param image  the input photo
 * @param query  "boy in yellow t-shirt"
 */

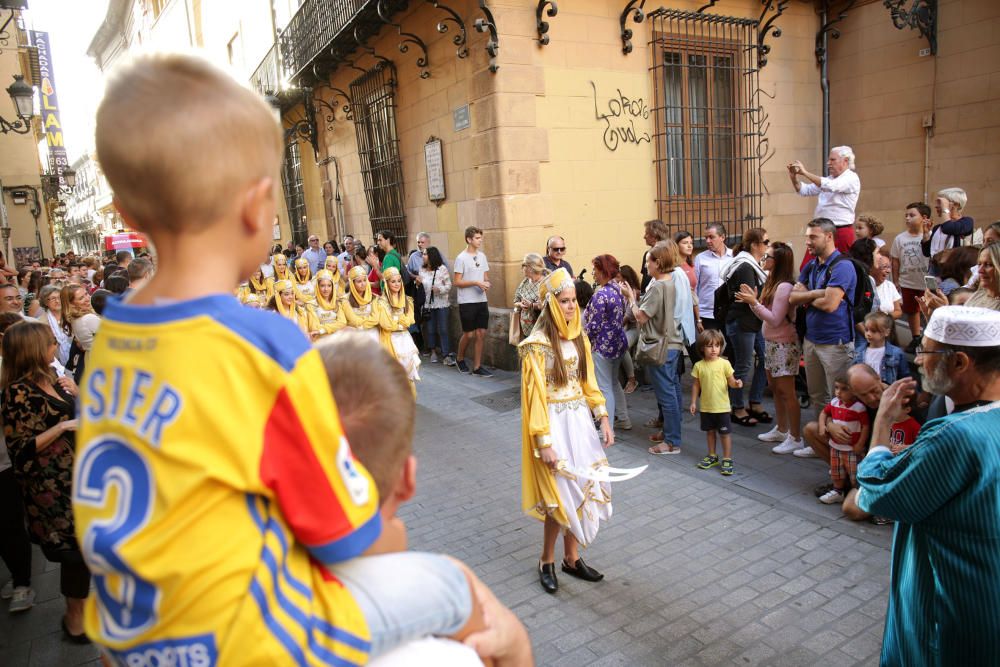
xmin=690 ymin=329 xmax=743 ymax=476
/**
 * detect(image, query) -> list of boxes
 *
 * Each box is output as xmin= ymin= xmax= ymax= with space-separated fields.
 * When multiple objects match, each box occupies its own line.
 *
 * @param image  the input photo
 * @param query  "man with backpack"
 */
xmin=789 ymin=218 xmax=859 ymax=458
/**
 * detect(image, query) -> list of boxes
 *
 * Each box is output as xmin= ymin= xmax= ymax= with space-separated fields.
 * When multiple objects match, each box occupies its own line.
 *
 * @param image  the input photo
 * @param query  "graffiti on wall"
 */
xmin=590 ymin=81 xmax=651 ymax=152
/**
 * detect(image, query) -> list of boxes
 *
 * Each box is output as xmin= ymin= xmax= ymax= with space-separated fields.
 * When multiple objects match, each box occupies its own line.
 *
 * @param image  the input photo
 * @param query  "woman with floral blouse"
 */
xmin=584 ymin=254 xmax=631 ymax=434
xmin=0 ymin=321 xmax=90 ymax=642
xmin=513 ymin=253 xmax=547 ymax=338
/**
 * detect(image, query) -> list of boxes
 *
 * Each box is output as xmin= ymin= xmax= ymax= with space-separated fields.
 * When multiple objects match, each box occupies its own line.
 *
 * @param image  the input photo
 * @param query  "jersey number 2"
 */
xmin=75 ymin=438 xmax=160 ymax=641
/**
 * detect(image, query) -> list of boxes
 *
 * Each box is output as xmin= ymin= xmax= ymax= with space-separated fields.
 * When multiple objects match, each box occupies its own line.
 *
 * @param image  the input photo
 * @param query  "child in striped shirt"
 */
xmin=818 ymin=377 xmax=870 ymax=505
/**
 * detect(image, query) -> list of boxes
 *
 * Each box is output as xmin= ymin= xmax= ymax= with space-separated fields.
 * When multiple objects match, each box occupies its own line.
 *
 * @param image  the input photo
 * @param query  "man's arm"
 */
xmin=811 ymin=285 xmax=846 ymax=313
xmin=891 ymin=257 xmax=901 ymax=286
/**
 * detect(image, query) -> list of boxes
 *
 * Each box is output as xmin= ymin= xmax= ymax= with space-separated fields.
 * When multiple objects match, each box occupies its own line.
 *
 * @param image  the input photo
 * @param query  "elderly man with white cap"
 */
xmin=856 ymin=305 xmax=1000 ymax=667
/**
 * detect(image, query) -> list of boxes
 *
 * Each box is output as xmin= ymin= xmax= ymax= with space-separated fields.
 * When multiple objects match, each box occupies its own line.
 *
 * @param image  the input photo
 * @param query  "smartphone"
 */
xmin=924 ymin=275 xmax=940 ymax=292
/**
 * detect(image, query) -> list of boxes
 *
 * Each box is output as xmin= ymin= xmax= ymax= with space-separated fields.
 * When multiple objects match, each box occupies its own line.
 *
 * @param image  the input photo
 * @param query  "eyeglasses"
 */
xmin=550 ymin=247 xmax=566 ymax=253
xmin=915 ymin=346 xmax=953 ymax=356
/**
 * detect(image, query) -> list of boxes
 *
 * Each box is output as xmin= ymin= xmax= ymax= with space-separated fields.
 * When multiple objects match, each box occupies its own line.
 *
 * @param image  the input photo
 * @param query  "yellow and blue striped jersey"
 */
xmin=73 ymin=294 xmax=382 ymax=666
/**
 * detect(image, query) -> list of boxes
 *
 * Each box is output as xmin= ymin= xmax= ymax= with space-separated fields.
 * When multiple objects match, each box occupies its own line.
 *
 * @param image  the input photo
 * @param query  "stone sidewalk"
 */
xmin=0 ymin=360 xmax=892 ymax=666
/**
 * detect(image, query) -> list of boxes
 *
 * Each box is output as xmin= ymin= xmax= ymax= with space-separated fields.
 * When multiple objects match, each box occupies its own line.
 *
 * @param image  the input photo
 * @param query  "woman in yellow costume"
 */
xmin=237 ymin=267 xmax=273 ymax=304
xmin=322 ymin=255 xmax=344 ymax=287
xmin=267 ymin=279 xmax=319 ymax=340
xmin=291 ymin=257 xmax=316 ymax=304
xmin=519 ymin=267 xmax=614 ymax=595
xmin=271 ymin=253 xmax=292 ymax=282
xmin=344 ymin=265 xmax=380 ymax=342
xmin=309 ymin=269 xmax=347 ymax=339
xmin=376 ymin=266 xmax=421 ymax=387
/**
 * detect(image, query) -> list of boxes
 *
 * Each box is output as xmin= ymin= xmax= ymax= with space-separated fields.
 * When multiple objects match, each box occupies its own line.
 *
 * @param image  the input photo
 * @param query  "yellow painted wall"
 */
xmin=829 ymin=0 xmax=1000 ymax=247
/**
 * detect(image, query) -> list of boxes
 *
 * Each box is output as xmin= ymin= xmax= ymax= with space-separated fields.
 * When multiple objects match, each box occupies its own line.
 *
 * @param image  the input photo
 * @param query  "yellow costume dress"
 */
xmin=271 ymin=279 xmax=319 ymax=338
xmin=323 ymin=255 xmax=344 ymax=287
xmin=344 ymin=266 xmax=380 ymax=343
xmin=518 ymin=268 xmax=611 ymax=547
xmin=310 ymin=269 xmax=347 ymax=338
xmin=376 ymin=267 xmax=421 ymax=386
xmin=237 ymin=273 xmax=273 ymax=304
xmin=292 ymin=258 xmax=316 ymax=304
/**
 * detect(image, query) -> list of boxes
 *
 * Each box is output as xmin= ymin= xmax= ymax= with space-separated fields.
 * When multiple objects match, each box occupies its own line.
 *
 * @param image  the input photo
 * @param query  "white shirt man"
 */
xmin=789 ymin=146 xmax=861 ymax=254
xmin=338 ymin=236 xmax=356 ymax=277
xmin=300 ymin=235 xmax=326 ymax=275
xmin=693 ymin=224 xmax=732 ymax=326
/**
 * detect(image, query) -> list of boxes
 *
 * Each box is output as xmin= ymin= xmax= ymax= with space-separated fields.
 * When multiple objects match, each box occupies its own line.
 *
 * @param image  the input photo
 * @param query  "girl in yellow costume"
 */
xmin=344 ymin=265 xmax=380 ymax=342
xmin=292 ymin=257 xmax=316 ymax=304
xmin=268 ymin=279 xmax=319 ymax=340
xmin=323 ymin=255 xmax=344 ymax=287
xmin=271 ymin=253 xmax=292 ymax=282
xmin=518 ymin=267 xmax=615 ymax=594
xmin=310 ymin=269 xmax=347 ymax=339
xmin=376 ymin=266 xmax=421 ymax=387
xmin=237 ymin=267 xmax=273 ymax=304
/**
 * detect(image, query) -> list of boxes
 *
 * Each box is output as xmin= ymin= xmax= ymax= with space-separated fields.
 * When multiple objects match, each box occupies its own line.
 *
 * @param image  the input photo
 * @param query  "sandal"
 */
xmin=624 ymin=378 xmax=638 ymax=394
xmin=748 ymin=406 xmax=773 ymax=424
xmin=731 ymin=411 xmax=758 ymax=427
xmin=648 ymin=444 xmax=681 ymax=455
xmin=648 ymin=432 xmax=664 ymax=443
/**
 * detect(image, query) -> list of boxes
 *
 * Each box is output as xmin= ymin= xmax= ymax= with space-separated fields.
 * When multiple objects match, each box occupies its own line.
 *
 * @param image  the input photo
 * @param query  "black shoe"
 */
xmin=813 ymin=482 xmax=834 ymax=498
xmin=561 ymin=557 xmax=604 ymax=582
xmin=472 ymin=366 xmax=494 ymax=378
xmin=62 ymin=617 xmax=91 ymax=645
xmin=539 ymin=561 xmax=558 ymax=594
xmin=456 ymin=360 xmax=470 ymax=374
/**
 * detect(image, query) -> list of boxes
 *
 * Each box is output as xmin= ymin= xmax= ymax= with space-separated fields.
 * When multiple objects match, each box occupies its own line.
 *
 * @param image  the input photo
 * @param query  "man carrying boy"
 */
xmin=453 ymin=226 xmax=492 ymax=377
xmin=74 ymin=54 xmax=527 ymax=666
xmin=891 ymin=202 xmax=931 ymax=352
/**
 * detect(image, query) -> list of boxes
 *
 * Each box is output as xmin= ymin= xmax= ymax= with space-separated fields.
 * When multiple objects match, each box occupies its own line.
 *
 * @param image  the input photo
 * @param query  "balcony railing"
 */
xmin=280 ymin=0 xmax=368 ymax=82
xmin=250 ymin=42 xmax=282 ymax=96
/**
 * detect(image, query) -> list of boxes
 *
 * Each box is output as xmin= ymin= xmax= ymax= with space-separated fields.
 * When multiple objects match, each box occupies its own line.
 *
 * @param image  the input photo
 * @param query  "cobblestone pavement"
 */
xmin=0 ymin=360 xmax=892 ymax=666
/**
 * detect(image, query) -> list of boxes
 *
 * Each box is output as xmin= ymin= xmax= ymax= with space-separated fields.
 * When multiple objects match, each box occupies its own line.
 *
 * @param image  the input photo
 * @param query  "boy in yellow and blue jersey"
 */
xmin=73 ymin=54 xmax=528 ymax=667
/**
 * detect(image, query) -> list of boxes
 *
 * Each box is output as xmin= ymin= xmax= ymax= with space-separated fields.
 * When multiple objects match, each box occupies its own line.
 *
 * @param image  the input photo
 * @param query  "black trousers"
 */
xmin=0 ymin=468 xmax=32 ymax=588
xmin=41 ymin=545 xmax=91 ymax=599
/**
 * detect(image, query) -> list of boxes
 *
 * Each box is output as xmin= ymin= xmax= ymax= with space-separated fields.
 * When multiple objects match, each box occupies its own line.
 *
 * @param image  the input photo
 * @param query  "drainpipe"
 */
xmin=820 ymin=4 xmax=830 ymax=175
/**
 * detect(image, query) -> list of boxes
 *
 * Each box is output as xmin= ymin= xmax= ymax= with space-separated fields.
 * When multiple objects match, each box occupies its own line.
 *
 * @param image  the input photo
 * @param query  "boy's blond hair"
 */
xmin=318 ymin=334 xmax=415 ymax=502
xmin=95 ymin=53 xmax=283 ymax=234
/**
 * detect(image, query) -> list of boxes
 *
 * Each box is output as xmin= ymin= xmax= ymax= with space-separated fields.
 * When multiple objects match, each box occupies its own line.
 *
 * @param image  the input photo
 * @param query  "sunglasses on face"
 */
xmin=550 ymin=247 xmax=566 ymax=253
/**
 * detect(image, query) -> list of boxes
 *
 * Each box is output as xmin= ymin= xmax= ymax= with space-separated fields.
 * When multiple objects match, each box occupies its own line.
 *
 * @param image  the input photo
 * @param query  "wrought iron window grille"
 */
xmin=351 ymin=63 xmax=408 ymax=249
xmin=281 ymin=141 xmax=310 ymax=248
xmin=648 ymin=8 xmax=776 ymax=241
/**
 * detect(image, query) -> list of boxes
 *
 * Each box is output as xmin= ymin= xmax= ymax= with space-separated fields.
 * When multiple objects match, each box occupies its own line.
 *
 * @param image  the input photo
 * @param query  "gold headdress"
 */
xmin=347 ymin=265 xmax=373 ymax=306
xmin=382 ymin=266 xmax=405 ymax=310
xmin=539 ymin=268 xmax=580 ymax=340
xmin=313 ymin=269 xmax=339 ymax=310
xmin=293 ymin=257 xmax=312 ymax=285
xmin=272 ymin=254 xmax=290 ymax=281
xmin=323 ymin=255 xmax=341 ymax=283
xmin=272 ymin=279 xmax=296 ymax=317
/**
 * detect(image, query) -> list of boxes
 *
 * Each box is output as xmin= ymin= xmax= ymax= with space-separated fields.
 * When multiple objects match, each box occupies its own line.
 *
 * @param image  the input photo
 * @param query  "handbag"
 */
xmin=508 ymin=307 xmax=523 ymax=345
xmin=634 ymin=283 xmax=670 ymax=367
xmin=418 ymin=270 xmax=435 ymax=324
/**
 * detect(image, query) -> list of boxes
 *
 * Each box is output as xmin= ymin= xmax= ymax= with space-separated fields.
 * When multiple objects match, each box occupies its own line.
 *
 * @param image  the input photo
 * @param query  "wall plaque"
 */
xmin=424 ymin=137 xmax=446 ymax=203
xmin=453 ymin=104 xmax=470 ymax=132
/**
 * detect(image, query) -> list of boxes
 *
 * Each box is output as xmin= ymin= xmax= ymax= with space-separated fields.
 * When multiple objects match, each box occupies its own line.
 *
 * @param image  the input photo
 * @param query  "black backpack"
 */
xmin=796 ymin=255 xmax=873 ymax=341
xmin=713 ymin=259 xmax=761 ymax=323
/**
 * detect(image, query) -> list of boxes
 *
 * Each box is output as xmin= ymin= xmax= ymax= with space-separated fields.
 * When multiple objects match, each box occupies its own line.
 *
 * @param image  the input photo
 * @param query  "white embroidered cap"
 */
xmin=923 ymin=305 xmax=1000 ymax=347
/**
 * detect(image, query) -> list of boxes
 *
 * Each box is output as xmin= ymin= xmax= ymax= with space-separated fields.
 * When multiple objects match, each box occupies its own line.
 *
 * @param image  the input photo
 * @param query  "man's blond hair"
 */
xmin=319 ymin=334 xmax=415 ymax=502
xmin=95 ymin=53 xmax=283 ymax=234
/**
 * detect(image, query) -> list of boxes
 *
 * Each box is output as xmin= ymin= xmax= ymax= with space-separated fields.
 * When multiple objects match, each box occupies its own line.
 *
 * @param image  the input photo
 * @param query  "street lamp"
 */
xmin=1 ymin=75 xmax=34 ymax=135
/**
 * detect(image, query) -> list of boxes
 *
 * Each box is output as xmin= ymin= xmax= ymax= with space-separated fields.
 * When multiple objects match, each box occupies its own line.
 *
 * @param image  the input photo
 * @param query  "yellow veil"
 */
xmin=272 ymin=279 xmax=296 ymax=317
xmin=313 ymin=270 xmax=339 ymax=311
xmin=347 ymin=265 xmax=373 ymax=306
xmin=272 ymin=254 xmax=291 ymax=281
xmin=381 ymin=266 xmax=406 ymax=310
xmin=323 ymin=255 xmax=341 ymax=284
xmin=539 ymin=268 xmax=581 ymax=340
xmin=292 ymin=257 xmax=312 ymax=285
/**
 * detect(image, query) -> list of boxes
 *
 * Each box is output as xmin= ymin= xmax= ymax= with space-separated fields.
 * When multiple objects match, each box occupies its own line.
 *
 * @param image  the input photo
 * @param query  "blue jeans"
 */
xmin=726 ymin=320 xmax=766 ymax=410
xmin=649 ymin=349 xmax=682 ymax=446
xmin=425 ymin=307 xmax=451 ymax=356
xmin=331 ymin=552 xmax=471 ymax=658
xmin=593 ymin=352 xmax=628 ymax=428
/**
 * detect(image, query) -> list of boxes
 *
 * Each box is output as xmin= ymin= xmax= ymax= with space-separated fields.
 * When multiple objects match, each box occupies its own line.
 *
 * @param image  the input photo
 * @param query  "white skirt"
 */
xmin=547 ymin=400 xmax=612 ymax=546
xmin=390 ymin=330 xmax=421 ymax=382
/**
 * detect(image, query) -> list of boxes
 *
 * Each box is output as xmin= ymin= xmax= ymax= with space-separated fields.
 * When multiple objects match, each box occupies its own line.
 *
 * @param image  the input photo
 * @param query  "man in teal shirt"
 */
xmin=857 ymin=305 xmax=1000 ymax=667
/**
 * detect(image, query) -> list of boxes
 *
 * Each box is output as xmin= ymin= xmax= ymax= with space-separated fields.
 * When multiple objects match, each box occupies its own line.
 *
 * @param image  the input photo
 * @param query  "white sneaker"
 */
xmin=8 ymin=586 xmax=34 ymax=613
xmin=0 ymin=580 xmax=11 ymax=599
xmin=793 ymin=446 xmax=818 ymax=458
xmin=757 ymin=426 xmax=787 ymax=443
xmin=819 ymin=489 xmax=845 ymax=505
xmin=771 ymin=436 xmax=801 ymax=454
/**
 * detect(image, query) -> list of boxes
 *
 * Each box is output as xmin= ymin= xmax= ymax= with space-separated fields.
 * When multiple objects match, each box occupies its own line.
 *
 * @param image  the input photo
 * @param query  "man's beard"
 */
xmin=920 ymin=359 xmax=955 ymax=395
